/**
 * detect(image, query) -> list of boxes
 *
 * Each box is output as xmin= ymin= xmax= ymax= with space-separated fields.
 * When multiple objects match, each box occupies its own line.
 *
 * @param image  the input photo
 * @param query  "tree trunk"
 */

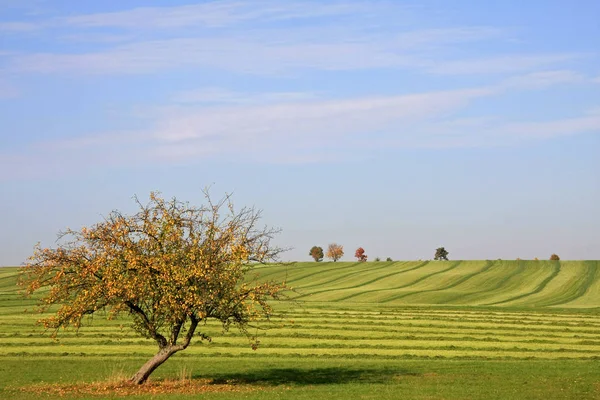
xmin=130 ymin=345 xmax=180 ymax=384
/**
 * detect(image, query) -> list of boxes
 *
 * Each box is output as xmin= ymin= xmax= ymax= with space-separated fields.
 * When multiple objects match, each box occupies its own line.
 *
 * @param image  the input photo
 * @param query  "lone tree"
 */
xmin=354 ymin=247 xmax=367 ymax=262
xmin=309 ymin=246 xmax=324 ymax=262
xmin=550 ymin=254 xmax=560 ymax=261
xmin=326 ymin=243 xmax=344 ymax=262
xmin=434 ymin=247 xmax=449 ymax=261
xmin=20 ymin=191 xmax=286 ymax=385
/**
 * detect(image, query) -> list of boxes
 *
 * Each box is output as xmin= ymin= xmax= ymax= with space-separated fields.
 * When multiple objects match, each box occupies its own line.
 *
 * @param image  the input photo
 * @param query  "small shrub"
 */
xmin=386 ymin=257 xmax=392 ymax=262
xmin=374 ymin=257 xmax=381 ymax=262
xmin=550 ymin=254 xmax=560 ymax=261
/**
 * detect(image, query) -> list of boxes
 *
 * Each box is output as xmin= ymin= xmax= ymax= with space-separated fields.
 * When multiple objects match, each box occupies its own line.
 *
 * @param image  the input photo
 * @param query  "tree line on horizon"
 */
xmin=309 ymin=244 xmax=447 ymax=263
xmin=309 ymin=245 xmax=560 ymax=262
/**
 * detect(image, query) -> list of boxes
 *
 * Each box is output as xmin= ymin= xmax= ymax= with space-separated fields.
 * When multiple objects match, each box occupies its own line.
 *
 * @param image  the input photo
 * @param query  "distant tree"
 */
xmin=19 ymin=191 xmax=286 ymax=385
xmin=534 ymin=257 xmax=539 ymax=261
xmin=354 ymin=247 xmax=367 ymax=262
xmin=326 ymin=243 xmax=344 ymax=262
xmin=309 ymin=246 xmax=324 ymax=262
xmin=434 ymin=247 xmax=449 ymax=261
xmin=374 ymin=257 xmax=381 ymax=262
xmin=550 ymin=254 xmax=560 ymax=261
xmin=386 ymin=257 xmax=393 ymax=262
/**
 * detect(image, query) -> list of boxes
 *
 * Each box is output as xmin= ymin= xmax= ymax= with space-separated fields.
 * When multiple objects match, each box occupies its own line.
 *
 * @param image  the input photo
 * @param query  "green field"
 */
xmin=266 ymin=260 xmax=600 ymax=307
xmin=1 ymin=261 xmax=599 ymax=399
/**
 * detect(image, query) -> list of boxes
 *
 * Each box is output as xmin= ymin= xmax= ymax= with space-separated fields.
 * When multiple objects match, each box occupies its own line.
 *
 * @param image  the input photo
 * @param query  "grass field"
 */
xmin=1 ymin=261 xmax=599 ymax=399
xmin=263 ymin=260 xmax=600 ymax=307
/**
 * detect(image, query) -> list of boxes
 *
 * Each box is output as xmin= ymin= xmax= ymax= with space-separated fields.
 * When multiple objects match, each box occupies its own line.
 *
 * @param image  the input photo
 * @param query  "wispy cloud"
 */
xmin=62 ymin=1 xmax=384 ymax=29
xmin=0 ymin=0 xmax=48 ymax=15
xmin=500 ymin=70 xmax=586 ymax=89
xmin=0 ymin=36 xmax=430 ymax=74
xmin=0 ymin=1 xmax=404 ymax=35
xmin=171 ymin=87 xmax=319 ymax=105
xmin=147 ymin=81 xmax=600 ymax=157
xmin=497 ymin=109 xmax=600 ymax=142
xmin=377 ymin=109 xmax=600 ymax=148
xmin=7 ymin=28 xmax=561 ymax=76
xmin=2 ymin=74 xmax=598 ymax=180
xmin=427 ymin=53 xmax=581 ymax=75
xmin=0 ymin=85 xmax=495 ymax=175
xmin=153 ymin=87 xmax=493 ymax=145
xmin=20 ymin=72 xmax=592 ymax=157
xmin=57 ymin=33 xmax=136 ymax=44
xmin=1 ymin=1 xmax=581 ymax=78
xmin=0 ymin=21 xmax=40 ymax=32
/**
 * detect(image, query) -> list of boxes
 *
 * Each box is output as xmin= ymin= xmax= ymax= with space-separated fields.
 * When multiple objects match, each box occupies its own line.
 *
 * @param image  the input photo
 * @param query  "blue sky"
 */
xmin=1 ymin=0 xmax=599 ymax=265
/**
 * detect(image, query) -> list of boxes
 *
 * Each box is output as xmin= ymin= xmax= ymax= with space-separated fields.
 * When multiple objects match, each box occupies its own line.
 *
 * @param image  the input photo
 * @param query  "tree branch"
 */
xmin=173 ymin=315 xmax=199 ymax=351
xmin=125 ymin=301 xmax=167 ymax=348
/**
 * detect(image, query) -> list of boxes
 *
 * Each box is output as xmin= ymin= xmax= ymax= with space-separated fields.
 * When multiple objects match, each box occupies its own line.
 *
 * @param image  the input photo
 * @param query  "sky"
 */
xmin=1 ymin=0 xmax=599 ymax=265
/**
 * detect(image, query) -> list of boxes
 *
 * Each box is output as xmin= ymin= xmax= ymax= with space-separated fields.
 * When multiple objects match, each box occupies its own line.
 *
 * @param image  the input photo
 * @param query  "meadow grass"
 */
xmin=1 ymin=262 xmax=599 ymax=399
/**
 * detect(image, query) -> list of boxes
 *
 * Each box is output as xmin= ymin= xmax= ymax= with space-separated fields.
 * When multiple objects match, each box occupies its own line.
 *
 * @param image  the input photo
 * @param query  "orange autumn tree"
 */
xmin=20 ymin=191 xmax=286 ymax=385
xmin=326 ymin=243 xmax=344 ymax=262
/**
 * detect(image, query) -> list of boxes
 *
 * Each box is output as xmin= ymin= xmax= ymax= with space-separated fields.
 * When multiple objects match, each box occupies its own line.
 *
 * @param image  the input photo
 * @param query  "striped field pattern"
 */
xmin=1 ymin=261 xmax=599 ymax=362
xmin=259 ymin=260 xmax=600 ymax=307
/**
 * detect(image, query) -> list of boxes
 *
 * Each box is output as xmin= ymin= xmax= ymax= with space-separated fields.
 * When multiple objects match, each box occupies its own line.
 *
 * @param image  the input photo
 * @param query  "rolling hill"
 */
xmin=255 ymin=260 xmax=600 ymax=308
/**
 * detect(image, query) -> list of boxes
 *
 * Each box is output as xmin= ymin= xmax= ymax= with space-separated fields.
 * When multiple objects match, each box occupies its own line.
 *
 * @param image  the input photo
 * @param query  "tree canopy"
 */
xmin=326 ymin=243 xmax=344 ymax=262
xmin=309 ymin=246 xmax=324 ymax=262
xmin=434 ymin=247 xmax=449 ymax=261
xmin=354 ymin=247 xmax=367 ymax=262
xmin=20 ymin=191 xmax=286 ymax=384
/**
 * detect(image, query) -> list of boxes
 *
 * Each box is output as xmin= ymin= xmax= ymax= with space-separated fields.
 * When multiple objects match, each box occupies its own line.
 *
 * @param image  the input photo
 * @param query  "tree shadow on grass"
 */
xmin=200 ymin=367 xmax=416 ymax=386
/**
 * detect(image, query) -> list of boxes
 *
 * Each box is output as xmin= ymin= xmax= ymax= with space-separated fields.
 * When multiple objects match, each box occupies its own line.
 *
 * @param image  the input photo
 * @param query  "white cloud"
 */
xmin=153 ymin=87 xmax=493 ymax=146
xmin=388 ymin=27 xmax=504 ymax=48
xmin=379 ymin=110 xmax=600 ymax=148
xmin=0 ymin=2 xmax=576 ymax=78
xmin=3 ymin=86 xmax=493 ymax=172
xmin=0 ymin=21 xmax=40 ymax=32
xmin=1 ymin=36 xmax=422 ymax=74
xmin=61 ymin=1 xmax=393 ymax=29
xmin=427 ymin=54 xmax=581 ymax=75
xmin=171 ymin=87 xmax=319 ymax=104
xmin=6 ymin=27 xmax=536 ymax=76
xmin=497 ymin=113 xmax=600 ymax=141
xmin=58 ymin=33 xmax=135 ymax=44
xmin=1 ymin=0 xmax=382 ymax=33
xmin=35 ymin=130 xmax=147 ymax=151
xmin=46 ymin=80 xmax=600 ymax=162
xmin=500 ymin=70 xmax=586 ymax=89
xmin=2 ymin=83 xmax=598 ymax=179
